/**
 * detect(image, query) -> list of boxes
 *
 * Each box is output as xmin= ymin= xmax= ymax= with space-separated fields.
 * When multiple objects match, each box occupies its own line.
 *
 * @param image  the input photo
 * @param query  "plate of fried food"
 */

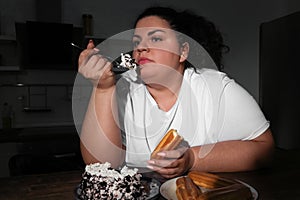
xmin=160 ymin=171 xmax=258 ymax=200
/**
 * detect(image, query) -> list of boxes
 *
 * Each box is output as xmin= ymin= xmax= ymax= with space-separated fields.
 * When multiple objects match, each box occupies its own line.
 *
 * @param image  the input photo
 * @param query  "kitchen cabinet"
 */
xmin=259 ymin=11 xmax=300 ymax=149
xmin=0 ymin=143 xmax=18 ymax=177
xmin=0 ymin=126 xmax=84 ymax=177
xmin=0 ymin=35 xmax=20 ymax=71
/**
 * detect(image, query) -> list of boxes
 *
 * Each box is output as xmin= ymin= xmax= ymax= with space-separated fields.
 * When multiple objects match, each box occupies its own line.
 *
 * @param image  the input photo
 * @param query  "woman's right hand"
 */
xmin=78 ymin=40 xmax=116 ymax=90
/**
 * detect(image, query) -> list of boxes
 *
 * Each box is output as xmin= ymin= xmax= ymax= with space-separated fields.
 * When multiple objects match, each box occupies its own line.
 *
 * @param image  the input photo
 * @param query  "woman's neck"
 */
xmin=146 ymin=72 xmax=183 ymax=112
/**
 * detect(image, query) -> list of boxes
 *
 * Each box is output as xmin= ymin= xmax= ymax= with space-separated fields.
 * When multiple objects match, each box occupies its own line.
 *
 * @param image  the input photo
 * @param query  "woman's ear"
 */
xmin=180 ymin=42 xmax=190 ymax=63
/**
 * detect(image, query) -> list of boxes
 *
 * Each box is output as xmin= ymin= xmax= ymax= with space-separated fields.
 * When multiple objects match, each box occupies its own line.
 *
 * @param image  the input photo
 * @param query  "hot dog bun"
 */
xmin=186 ymin=171 xmax=253 ymax=200
xmin=151 ymin=129 xmax=183 ymax=159
xmin=188 ymin=171 xmax=237 ymax=189
xmin=176 ymin=176 xmax=202 ymax=200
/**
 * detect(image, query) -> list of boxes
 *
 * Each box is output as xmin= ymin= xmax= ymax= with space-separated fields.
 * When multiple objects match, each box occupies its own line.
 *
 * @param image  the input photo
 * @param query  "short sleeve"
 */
xmin=218 ymin=79 xmax=270 ymax=141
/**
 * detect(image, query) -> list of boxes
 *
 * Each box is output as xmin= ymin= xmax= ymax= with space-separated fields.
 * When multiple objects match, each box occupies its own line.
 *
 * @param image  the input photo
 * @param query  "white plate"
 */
xmin=160 ymin=176 xmax=258 ymax=200
xmin=144 ymin=178 xmax=161 ymax=199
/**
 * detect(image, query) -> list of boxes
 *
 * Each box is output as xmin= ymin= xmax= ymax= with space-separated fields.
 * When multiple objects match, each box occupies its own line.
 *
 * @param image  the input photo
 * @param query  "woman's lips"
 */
xmin=138 ymin=57 xmax=153 ymax=65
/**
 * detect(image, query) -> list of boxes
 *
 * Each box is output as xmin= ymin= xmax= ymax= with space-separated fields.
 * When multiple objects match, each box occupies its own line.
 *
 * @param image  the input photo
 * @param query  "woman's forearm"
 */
xmin=190 ymin=129 xmax=275 ymax=172
xmin=80 ymin=86 xmax=124 ymax=168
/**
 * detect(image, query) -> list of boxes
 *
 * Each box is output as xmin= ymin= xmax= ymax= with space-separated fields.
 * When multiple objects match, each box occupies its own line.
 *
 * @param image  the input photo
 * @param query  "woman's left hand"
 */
xmin=147 ymin=147 xmax=195 ymax=179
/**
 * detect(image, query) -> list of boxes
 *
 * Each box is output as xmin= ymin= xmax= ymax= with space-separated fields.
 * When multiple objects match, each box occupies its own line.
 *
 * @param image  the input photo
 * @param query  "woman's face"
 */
xmin=132 ymin=16 xmax=186 ymax=85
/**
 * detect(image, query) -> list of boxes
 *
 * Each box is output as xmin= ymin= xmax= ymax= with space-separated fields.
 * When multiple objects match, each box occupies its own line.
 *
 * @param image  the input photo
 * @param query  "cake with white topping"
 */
xmin=76 ymin=162 xmax=147 ymax=200
xmin=119 ymin=53 xmax=138 ymax=70
xmin=112 ymin=53 xmax=138 ymax=74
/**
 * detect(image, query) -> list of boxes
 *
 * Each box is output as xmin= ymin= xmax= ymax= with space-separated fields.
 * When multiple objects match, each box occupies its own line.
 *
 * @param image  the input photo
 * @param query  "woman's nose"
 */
xmin=136 ymin=41 xmax=149 ymax=53
xmin=137 ymin=47 xmax=148 ymax=53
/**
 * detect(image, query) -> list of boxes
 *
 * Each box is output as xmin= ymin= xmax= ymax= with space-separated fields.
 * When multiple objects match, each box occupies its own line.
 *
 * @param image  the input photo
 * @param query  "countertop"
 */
xmin=0 ymin=126 xmax=78 ymax=143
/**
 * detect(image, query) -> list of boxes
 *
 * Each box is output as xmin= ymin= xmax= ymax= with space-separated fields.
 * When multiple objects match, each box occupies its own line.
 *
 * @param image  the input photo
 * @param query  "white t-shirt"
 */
xmin=116 ymin=68 xmax=269 ymax=167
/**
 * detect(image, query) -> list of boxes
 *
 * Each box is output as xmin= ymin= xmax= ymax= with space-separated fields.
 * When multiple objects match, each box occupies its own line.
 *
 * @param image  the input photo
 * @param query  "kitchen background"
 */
xmin=0 ymin=0 xmax=299 ymax=177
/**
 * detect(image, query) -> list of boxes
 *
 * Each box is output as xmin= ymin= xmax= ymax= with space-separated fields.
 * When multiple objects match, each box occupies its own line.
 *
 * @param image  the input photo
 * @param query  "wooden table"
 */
xmin=218 ymin=148 xmax=300 ymax=200
xmin=0 ymin=170 xmax=81 ymax=200
xmin=0 ymin=148 xmax=299 ymax=200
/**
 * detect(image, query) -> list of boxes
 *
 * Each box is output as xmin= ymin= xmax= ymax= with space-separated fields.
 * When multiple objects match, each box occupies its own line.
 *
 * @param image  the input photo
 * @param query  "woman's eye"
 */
xmin=132 ymin=40 xmax=140 ymax=47
xmin=151 ymin=37 xmax=162 ymax=43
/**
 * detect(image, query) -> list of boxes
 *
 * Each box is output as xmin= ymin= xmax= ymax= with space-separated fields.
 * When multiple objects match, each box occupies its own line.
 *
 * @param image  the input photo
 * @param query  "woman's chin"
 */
xmin=139 ymin=66 xmax=157 ymax=82
xmin=140 ymin=74 xmax=156 ymax=84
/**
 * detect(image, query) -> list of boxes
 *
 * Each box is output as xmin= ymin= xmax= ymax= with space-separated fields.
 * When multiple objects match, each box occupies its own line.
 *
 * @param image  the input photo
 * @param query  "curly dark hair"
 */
xmin=134 ymin=6 xmax=229 ymax=71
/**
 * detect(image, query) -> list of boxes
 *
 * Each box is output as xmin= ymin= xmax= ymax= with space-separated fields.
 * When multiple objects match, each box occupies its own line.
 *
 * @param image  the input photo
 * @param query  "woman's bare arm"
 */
xmin=147 ymin=129 xmax=274 ymax=178
xmin=190 ymin=128 xmax=275 ymax=172
xmin=80 ymin=86 xmax=125 ymax=168
xmin=78 ymin=40 xmax=124 ymax=168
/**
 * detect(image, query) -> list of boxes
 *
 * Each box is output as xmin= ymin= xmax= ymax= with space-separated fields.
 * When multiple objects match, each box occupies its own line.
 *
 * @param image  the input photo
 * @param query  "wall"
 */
xmin=61 ymin=0 xmax=300 ymax=100
xmin=0 ymin=0 xmax=36 ymax=36
xmin=0 ymin=0 xmax=300 ymax=128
